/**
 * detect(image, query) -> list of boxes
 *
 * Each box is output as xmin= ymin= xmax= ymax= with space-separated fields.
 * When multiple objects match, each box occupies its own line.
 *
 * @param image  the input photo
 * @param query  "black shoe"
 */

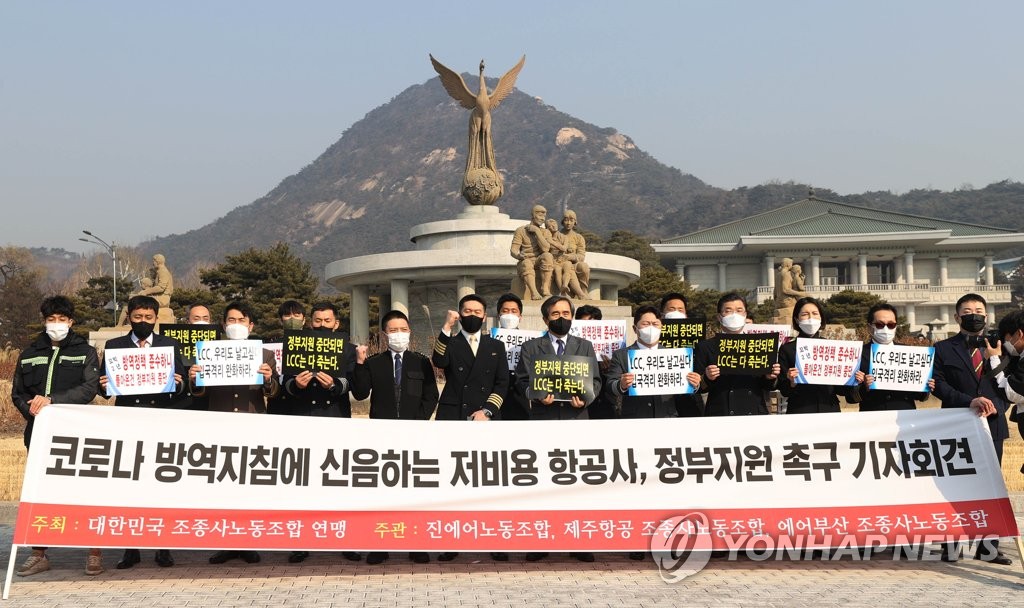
xmin=490 ymin=552 xmax=509 ymax=562
xmin=209 ymin=550 xmax=237 ymax=564
xmin=409 ymin=552 xmax=430 ymax=564
xmin=366 ymin=552 xmax=388 ymax=565
xmin=342 ymin=551 xmax=362 ymax=562
xmin=628 ymin=552 xmax=645 ymax=561
xmin=154 ymin=550 xmax=174 ymax=567
xmin=437 ymin=552 xmax=458 ymax=562
xmin=711 ymin=550 xmax=730 ymax=559
xmin=975 ymin=551 xmax=1012 ymax=565
xmin=240 ymin=551 xmax=261 ymax=564
xmin=288 ymin=551 xmax=309 ymax=563
xmin=525 ymin=552 xmax=548 ymax=562
xmin=116 ymin=549 xmax=141 ymax=569
xmin=573 ymin=552 xmax=595 ymax=563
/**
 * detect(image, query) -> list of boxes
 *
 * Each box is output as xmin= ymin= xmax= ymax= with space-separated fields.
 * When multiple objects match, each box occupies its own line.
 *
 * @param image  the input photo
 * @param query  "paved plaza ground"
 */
xmin=1 ymin=501 xmax=1022 ymax=607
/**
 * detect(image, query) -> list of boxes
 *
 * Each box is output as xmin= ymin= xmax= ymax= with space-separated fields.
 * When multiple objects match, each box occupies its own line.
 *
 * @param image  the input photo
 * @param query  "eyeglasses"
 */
xmin=871 ymin=321 xmax=897 ymax=330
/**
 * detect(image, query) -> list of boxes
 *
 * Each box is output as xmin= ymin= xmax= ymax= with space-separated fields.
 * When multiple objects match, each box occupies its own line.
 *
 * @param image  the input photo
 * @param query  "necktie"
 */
xmin=971 ymin=347 xmax=983 ymax=379
xmin=469 ymin=334 xmax=478 ymax=356
xmin=556 ymin=338 xmax=565 ymax=356
xmin=394 ymin=353 xmax=402 ymax=386
xmin=139 ymin=338 xmax=148 ymax=348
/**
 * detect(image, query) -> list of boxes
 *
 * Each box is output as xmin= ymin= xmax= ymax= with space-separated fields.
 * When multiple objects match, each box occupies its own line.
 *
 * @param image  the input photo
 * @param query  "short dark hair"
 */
xmin=40 ymin=295 xmax=75 ymax=320
xmin=575 ymin=304 xmax=602 ymax=320
xmin=223 ymin=301 xmax=255 ymax=322
xmin=633 ymin=305 xmax=660 ymax=326
xmin=380 ymin=309 xmax=410 ymax=331
xmin=955 ymin=293 xmax=987 ymax=312
xmin=310 ymin=301 xmax=340 ymax=318
xmin=277 ymin=300 xmax=305 ymax=318
xmin=541 ymin=295 xmax=575 ymax=318
xmin=716 ymin=292 xmax=746 ymax=314
xmin=791 ymin=297 xmax=828 ymax=330
xmin=866 ymin=303 xmax=899 ymax=325
xmin=998 ymin=310 xmax=1024 ymax=339
xmin=459 ymin=293 xmax=487 ymax=311
xmin=496 ymin=293 xmax=523 ymax=316
xmin=660 ymin=292 xmax=688 ymax=312
xmin=127 ymin=295 xmax=159 ymax=314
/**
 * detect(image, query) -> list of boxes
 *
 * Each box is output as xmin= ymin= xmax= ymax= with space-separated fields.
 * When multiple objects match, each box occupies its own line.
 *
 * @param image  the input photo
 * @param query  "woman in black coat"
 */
xmin=778 ymin=297 xmax=841 ymax=414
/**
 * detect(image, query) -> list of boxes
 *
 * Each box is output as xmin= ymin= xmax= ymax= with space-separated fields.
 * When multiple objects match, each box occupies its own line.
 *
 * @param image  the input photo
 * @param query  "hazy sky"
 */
xmin=3 ymin=1 xmax=1022 ymax=253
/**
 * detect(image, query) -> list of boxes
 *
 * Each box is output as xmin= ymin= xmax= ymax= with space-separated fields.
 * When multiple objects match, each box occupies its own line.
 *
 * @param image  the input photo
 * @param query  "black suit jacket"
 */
xmin=693 ymin=335 xmax=776 ymax=416
xmin=844 ymin=341 xmax=928 ymax=411
xmin=516 ymin=334 xmax=601 ymax=420
xmin=283 ymin=332 xmax=357 ymax=417
xmin=605 ymin=342 xmax=681 ymax=418
xmin=101 ymin=332 xmax=187 ymax=408
xmin=933 ymin=333 xmax=1009 ymax=442
xmin=432 ymin=331 xmax=508 ymax=420
xmin=352 ymin=349 xmax=438 ymax=420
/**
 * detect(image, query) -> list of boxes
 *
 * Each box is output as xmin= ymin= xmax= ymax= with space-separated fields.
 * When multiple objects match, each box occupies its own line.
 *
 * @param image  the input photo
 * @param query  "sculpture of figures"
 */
xmin=560 ymin=210 xmax=590 ymax=296
xmin=773 ymin=257 xmax=809 ymax=309
xmin=510 ymin=205 xmax=554 ymax=300
xmin=429 ymin=54 xmax=526 ymax=206
xmin=118 ymin=253 xmax=176 ymax=325
xmin=545 ymin=219 xmax=588 ymax=300
xmin=791 ymin=264 xmax=807 ymax=292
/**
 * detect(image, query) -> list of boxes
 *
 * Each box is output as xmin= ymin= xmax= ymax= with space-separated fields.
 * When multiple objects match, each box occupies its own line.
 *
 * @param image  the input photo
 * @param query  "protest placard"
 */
xmin=868 ymin=343 xmax=935 ymax=392
xmin=526 ymin=355 xmax=596 ymax=402
xmin=264 ymin=343 xmax=283 ymax=376
xmin=716 ymin=334 xmax=778 ymax=375
xmin=627 ymin=347 xmax=695 ymax=395
xmin=794 ymin=338 xmax=863 ymax=386
xmin=158 ymin=324 xmax=221 ymax=363
xmin=281 ymin=330 xmax=347 ymax=375
xmin=744 ymin=323 xmax=793 ymax=346
xmin=659 ymin=319 xmax=706 ymax=349
xmin=568 ymin=320 xmax=627 ymax=361
xmin=103 ymin=347 xmax=176 ymax=396
xmin=194 ymin=340 xmax=264 ymax=387
xmin=490 ymin=327 xmax=543 ymax=371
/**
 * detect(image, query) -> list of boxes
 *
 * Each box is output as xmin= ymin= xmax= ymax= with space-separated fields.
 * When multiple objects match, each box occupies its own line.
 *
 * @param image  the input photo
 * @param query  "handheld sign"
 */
xmin=568 ymin=320 xmax=627 ymax=361
xmin=716 ymin=334 xmax=778 ymax=376
xmin=194 ymin=340 xmax=264 ymax=387
xmin=744 ymin=323 xmax=793 ymax=346
xmin=627 ymin=347 xmax=695 ymax=396
xmin=659 ymin=320 xmax=706 ymax=349
xmin=281 ymin=330 xmax=347 ymax=375
xmin=103 ymin=347 xmax=176 ymax=396
xmin=526 ymin=355 xmax=596 ymax=403
xmin=491 ymin=327 xmax=543 ymax=371
xmin=868 ymin=343 xmax=935 ymax=392
xmin=794 ymin=338 xmax=862 ymax=386
xmin=158 ymin=324 xmax=221 ymax=364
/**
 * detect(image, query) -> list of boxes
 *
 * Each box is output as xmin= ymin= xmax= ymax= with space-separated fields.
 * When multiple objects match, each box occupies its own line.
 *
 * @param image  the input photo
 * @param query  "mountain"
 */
xmin=139 ymin=76 xmax=1024 ymax=281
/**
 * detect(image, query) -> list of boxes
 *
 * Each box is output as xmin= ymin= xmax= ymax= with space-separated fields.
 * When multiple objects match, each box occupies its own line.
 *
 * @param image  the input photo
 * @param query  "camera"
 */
xmin=965 ymin=330 xmax=1001 ymax=350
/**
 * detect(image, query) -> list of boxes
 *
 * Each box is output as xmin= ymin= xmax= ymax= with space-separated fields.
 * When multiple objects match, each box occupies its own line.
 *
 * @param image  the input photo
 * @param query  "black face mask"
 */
xmin=131 ymin=321 xmax=155 ymax=341
xmin=547 ymin=317 xmax=572 ymax=336
xmin=959 ymin=314 xmax=986 ymax=333
xmin=311 ymin=325 xmax=335 ymax=333
xmin=459 ymin=314 xmax=484 ymax=334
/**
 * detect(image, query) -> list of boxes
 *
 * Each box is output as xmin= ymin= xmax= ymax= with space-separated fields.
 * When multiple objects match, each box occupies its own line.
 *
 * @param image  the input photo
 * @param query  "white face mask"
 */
xmin=387 ymin=331 xmax=411 ymax=353
xmin=498 ymin=314 xmax=520 ymax=329
xmin=720 ymin=313 xmax=746 ymax=332
xmin=663 ymin=311 xmax=686 ymax=320
xmin=1003 ymin=334 xmax=1021 ymax=357
xmin=637 ymin=325 xmax=661 ymax=345
xmin=45 ymin=322 xmax=70 ymax=342
xmin=798 ymin=318 xmax=821 ymax=336
xmin=224 ymin=323 xmax=250 ymax=340
xmin=872 ymin=327 xmax=896 ymax=345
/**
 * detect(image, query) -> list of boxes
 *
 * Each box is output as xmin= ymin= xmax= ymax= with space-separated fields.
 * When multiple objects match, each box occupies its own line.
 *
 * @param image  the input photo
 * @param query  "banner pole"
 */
xmin=2 ymin=544 xmax=18 ymax=600
xmin=1014 ymin=536 xmax=1024 ymax=575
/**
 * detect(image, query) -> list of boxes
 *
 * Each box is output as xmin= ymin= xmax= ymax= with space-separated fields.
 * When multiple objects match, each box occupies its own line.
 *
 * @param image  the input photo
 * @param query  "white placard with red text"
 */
xmin=14 ymin=405 xmax=1016 ymax=552
xmin=568 ymin=320 xmax=627 ymax=361
xmin=794 ymin=338 xmax=863 ymax=386
xmin=103 ymin=347 xmax=176 ymax=396
xmin=744 ymin=323 xmax=793 ymax=346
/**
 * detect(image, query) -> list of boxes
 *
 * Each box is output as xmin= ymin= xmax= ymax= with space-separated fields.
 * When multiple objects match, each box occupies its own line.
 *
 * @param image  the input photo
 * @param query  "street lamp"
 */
xmin=80 ymin=230 xmax=118 ymax=326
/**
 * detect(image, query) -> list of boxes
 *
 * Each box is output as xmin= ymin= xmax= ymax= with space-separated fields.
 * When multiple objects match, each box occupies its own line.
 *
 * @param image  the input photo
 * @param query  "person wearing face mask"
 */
xmin=283 ymin=301 xmax=357 ymax=419
xmin=351 ymin=310 xmax=439 ymax=566
xmin=495 ymin=293 xmax=531 ymax=421
xmin=99 ymin=295 xmax=188 ymax=570
xmin=660 ymin=292 xmax=689 ymax=321
xmin=846 ymin=304 xmax=929 ymax=411
xmin=777 ymin=298 xmax=841 ymax=414
xmin=171 ymin=302 xmax=216 ymax=411
xmin=932 ymin=293 xmax=1012 ymax=565
xmin=693 ymin=293 xmax=781 ymax=417
xmin=659 ymin=292 xmax=704 ymax=417
xmin=574 ymin=304 xmax=618 ymax=419
xmin=989 ymin=310 xmax=1024 ymax=408
xmin=265 ymin=300 xmax=306 ymax=417
xmin=13 ymin=296 xmax=104 ymax=577
xmin=431 ymin=293 xmax=509 ymax=563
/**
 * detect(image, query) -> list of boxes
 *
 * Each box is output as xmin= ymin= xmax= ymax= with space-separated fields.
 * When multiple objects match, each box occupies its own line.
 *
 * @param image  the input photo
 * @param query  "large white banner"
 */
xmin=14 ymin=406 xmax=1017 ymax=552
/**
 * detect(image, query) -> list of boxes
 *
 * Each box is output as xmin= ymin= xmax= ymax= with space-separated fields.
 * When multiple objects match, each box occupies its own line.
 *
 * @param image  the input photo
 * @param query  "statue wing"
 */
xmin=429 ymin=54 xmax=476 ymax=110
xmin=488 ymin=55 xmax=526 ymax=110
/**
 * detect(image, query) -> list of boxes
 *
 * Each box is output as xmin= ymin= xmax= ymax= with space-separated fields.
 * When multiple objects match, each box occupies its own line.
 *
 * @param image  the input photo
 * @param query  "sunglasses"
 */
xmin=871 ymin=321 xmax=898 ymax=330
